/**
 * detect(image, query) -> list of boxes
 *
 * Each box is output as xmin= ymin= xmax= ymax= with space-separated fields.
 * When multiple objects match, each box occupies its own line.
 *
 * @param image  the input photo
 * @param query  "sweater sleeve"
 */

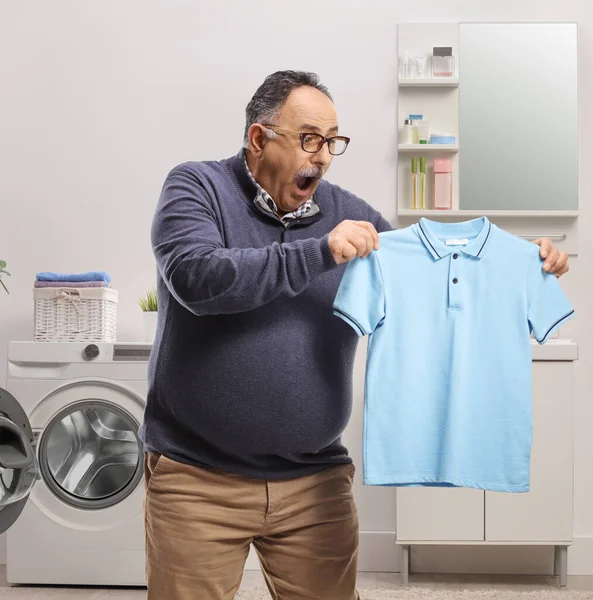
xmin=152 ymin=167 xmax=338 ymax=316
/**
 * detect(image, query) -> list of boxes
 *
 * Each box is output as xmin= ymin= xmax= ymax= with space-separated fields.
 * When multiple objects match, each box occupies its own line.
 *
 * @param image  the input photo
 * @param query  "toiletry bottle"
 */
xmin=432 ymin=47 xmax=455 ymax=77
xmin=433 ymin=158 xmax=453 ymax=210
xmin=409 ymin=114 xmax=422 ymax=144
xmin=403 ymin=119 xmax=413 ymax=145
xmin=414 ymin=55 xmax=429 ymax=79
xmin=411 ymin=157 xmax=418 ymax=209
xmin=399 ymin=52 xmax=408 ymax=79
xmin=400 ymin=52 xmax=416 ymax=78
xmin=418 ymin=121 xmax=429 ymax=144
xmin=419 ymin=156 xmax=426 ymax=209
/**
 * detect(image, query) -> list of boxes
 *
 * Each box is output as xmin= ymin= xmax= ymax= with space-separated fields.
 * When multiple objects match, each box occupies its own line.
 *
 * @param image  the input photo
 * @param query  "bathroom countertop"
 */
xmin=530 ymin=338 xmax=578 ymax=361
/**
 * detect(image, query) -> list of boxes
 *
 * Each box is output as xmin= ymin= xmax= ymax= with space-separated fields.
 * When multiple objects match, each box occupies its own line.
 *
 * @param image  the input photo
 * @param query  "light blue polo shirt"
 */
xmin=333 ymin=217 xmax=574 ymax=492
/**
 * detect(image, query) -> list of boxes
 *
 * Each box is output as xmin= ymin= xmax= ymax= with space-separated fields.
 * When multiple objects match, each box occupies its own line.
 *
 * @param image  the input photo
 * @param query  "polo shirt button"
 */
xmin=453 ymin=253 xmax=458 ymax=259
xmin=452 ymin=278 xmax=458 ymax=284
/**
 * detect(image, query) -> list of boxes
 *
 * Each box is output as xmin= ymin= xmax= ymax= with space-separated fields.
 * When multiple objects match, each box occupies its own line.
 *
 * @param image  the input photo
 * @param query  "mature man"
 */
xmin=139 ymin=70 xmax=569 ymax=600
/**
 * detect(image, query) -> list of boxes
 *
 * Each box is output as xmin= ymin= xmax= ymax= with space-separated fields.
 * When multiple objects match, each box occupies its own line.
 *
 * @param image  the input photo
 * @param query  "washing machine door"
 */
xmin=0 ymin=387 xmax=39 ymax=534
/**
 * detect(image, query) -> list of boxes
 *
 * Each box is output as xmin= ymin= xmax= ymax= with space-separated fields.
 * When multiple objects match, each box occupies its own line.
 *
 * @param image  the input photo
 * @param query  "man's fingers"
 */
xmin=344 ymin=229 xmax=373 ymax=258
xmin=353 ymin=225 xmax=378 ymax=256
xmin=543 ymin=247 xmax=560 ymax=272
xmin=354 ymin=228 xmax=375 ymax=257
xmin=536 ymin=237 xmax=553 ymax=259
xmin=334 ymin=238 xmax=358 ymax=261
xmin=341 ymin=242 xmax=358 ymax=261
xmin=550 ymin=251 xmax=569 ymax=275
xmin=354 ymin=221 xmax=380 ymax=249
xmin=351 ymin=232 xmax=371 ymax=257
xmin=328 ymin=220 xmax=381 ymax=264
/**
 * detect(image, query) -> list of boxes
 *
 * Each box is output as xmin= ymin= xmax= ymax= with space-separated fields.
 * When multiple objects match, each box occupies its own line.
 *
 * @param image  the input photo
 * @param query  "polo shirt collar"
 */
xmin=416 ymin=217 xmax=492 ymax=260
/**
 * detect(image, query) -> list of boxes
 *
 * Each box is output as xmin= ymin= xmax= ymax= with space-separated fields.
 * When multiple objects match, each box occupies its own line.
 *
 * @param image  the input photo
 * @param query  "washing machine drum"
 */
xmin=37 ymin=399 xmax=143 ymax=509
xmin=0 ymin=388 xmax=39 ymax=534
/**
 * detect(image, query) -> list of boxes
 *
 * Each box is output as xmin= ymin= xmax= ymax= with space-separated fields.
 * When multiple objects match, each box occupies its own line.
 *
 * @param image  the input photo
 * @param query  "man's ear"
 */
xmin=248 ymin=124 xmax=267 ymax=159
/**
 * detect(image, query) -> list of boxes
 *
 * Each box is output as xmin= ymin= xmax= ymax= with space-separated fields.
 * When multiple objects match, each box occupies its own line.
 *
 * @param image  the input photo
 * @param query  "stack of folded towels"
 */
xmin=34 ymin=271 xmax=112 ymax=288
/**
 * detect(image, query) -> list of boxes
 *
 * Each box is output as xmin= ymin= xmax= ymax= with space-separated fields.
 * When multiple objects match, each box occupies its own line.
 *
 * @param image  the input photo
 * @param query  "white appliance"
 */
xmin=0 ymin=341 xmax=151 ymax=586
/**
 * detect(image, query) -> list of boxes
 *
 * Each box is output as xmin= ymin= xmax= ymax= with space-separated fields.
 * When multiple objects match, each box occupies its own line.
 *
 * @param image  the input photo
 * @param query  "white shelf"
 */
xmin=397 ymin=209 xmax=579 ymax=218
xmin=399 ymin=78 xmax=459 ymax=88
xmin=398 ymin=144 xmax=458 ymax=153
xmin=396 ymin=540 xmax=572 ymax=546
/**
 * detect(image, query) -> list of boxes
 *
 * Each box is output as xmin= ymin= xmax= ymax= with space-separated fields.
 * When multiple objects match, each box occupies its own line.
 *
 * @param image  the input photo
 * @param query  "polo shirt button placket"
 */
xmin=449 ymin=253 xmax=462 ymax=310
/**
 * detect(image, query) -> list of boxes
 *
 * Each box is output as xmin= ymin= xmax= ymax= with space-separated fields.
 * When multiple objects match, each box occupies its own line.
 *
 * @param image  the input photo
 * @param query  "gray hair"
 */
xmin=243 ymin=70 xmax=333 ymax=148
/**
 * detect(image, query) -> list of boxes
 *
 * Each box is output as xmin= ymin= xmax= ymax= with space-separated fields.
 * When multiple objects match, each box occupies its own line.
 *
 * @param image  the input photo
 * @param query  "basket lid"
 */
xmin=33 ymin=287 xmax=118 ymax=303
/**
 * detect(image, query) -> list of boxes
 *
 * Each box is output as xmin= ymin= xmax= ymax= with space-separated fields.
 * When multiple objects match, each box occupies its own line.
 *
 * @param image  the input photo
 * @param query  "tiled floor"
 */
xmin=1 ymin=567 xmax=593 ymax=598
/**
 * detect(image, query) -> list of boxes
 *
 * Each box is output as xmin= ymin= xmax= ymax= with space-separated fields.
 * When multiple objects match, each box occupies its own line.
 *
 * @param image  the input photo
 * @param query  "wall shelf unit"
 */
xmin=397 ymin=210 xmax=579 ymax=218
xmin=398 ymin=144 xmax=458 ymax=153
xmin=396 ymin=22 xmax=578 ymax=220
xmin=397 ymin=23 xmax=460 ymax=217
xmin=398 ymin=78 xmax=459 ymax=88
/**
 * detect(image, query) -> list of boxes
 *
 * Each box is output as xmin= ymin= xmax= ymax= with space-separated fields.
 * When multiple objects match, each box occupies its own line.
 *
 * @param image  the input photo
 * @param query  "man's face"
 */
xmin=248 ymin=86 xmax=339 ymax=214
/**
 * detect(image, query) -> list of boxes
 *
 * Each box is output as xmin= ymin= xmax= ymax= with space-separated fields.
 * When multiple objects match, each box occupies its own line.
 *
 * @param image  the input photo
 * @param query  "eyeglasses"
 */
xmin=263 ymin=125 xmax=350 ymax=156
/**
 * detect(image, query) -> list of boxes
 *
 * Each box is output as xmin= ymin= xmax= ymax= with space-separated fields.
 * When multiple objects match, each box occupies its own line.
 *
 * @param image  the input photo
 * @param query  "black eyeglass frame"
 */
xmin=263 ymin=125 xmax=351 ymax=156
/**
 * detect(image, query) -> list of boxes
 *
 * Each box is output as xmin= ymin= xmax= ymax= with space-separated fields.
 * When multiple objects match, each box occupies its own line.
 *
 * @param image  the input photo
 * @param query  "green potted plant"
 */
xmin=138 ymin=287 xmax=158 ymax=342
xmin=0 ymin=260 xmax=10 ymax=294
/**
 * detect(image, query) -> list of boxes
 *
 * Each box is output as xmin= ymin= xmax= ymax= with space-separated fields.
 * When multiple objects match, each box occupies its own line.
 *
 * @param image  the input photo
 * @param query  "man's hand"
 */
xmin=533 ymin=238 xmax=569 ymax=277
xmin=328 ymin=220 xmax=380 ymax=265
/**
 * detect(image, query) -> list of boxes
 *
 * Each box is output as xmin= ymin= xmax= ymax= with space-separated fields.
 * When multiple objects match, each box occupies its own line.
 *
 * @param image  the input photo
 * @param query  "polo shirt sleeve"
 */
xmin=332 ymin=251 xmax=385 ymax=337
xmin=527 ymin=252 xmax=575 ymax=344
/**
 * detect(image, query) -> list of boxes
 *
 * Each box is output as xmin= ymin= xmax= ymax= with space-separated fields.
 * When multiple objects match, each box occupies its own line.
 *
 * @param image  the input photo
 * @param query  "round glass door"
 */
xmin=38 ymin=401 xmax=143 ymax=509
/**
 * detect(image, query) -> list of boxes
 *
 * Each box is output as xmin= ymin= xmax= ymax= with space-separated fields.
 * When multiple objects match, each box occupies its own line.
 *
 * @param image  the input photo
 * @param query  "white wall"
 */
xmin=0 ymin=0 xmax=591 ymax=574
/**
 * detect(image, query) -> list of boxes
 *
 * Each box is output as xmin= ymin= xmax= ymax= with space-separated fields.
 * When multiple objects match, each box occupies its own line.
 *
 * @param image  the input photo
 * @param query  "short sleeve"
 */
xmin=332 ymin=251 xmax=385 ymax=337
xmin=527 ymin=252 xmax=575 ymax=344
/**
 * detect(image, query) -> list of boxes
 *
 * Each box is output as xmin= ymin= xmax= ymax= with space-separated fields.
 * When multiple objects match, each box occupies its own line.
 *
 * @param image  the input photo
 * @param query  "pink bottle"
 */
xmin=433 ymin=158 xmax=452 ymax=210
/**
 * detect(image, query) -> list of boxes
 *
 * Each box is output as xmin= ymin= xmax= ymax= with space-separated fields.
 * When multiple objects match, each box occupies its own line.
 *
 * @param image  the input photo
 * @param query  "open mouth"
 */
xmin=295 ymin=175 xmax=318 ymax=192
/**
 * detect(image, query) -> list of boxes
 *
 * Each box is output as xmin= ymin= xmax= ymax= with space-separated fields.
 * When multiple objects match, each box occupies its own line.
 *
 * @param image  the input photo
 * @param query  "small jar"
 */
xmin=432 ymin=47 xmax=455 ymax=78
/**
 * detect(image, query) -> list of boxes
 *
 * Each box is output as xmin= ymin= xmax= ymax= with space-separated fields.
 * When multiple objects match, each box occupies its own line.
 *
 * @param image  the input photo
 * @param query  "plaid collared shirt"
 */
xmin=244 ymin=154 xmax=317 ymax=224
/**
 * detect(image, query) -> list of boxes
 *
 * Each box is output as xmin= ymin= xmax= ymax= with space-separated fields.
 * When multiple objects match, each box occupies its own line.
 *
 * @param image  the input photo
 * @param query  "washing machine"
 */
xmin=0 ymin=341 xmax=151 ymax=586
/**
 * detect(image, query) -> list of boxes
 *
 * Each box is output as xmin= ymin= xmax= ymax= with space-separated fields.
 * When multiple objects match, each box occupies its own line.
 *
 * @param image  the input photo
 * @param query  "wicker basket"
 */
xmin=33 ymin=287 xmax=118 ymax=342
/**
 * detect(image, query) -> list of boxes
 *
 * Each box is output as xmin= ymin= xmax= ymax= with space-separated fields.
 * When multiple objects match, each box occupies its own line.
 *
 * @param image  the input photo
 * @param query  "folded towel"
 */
xmin=36 ymin=271 xmax=112 ymax=284
xmin=34 ymin=281 xmax=109 ymax=288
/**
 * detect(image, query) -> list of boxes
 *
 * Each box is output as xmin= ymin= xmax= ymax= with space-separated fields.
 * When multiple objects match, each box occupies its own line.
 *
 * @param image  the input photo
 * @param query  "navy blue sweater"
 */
xmin=139 ymin=150 xmax=392 ymax=479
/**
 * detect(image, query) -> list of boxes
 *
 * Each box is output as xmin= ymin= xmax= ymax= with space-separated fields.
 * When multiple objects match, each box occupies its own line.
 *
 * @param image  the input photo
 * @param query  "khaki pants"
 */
xmin=143 ymin=452 xmax=360 ymax=600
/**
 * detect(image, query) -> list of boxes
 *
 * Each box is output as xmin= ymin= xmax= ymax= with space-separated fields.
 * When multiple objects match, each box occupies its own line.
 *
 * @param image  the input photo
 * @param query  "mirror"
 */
xmin=459 ymin=23 xmax=577 ymax=211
